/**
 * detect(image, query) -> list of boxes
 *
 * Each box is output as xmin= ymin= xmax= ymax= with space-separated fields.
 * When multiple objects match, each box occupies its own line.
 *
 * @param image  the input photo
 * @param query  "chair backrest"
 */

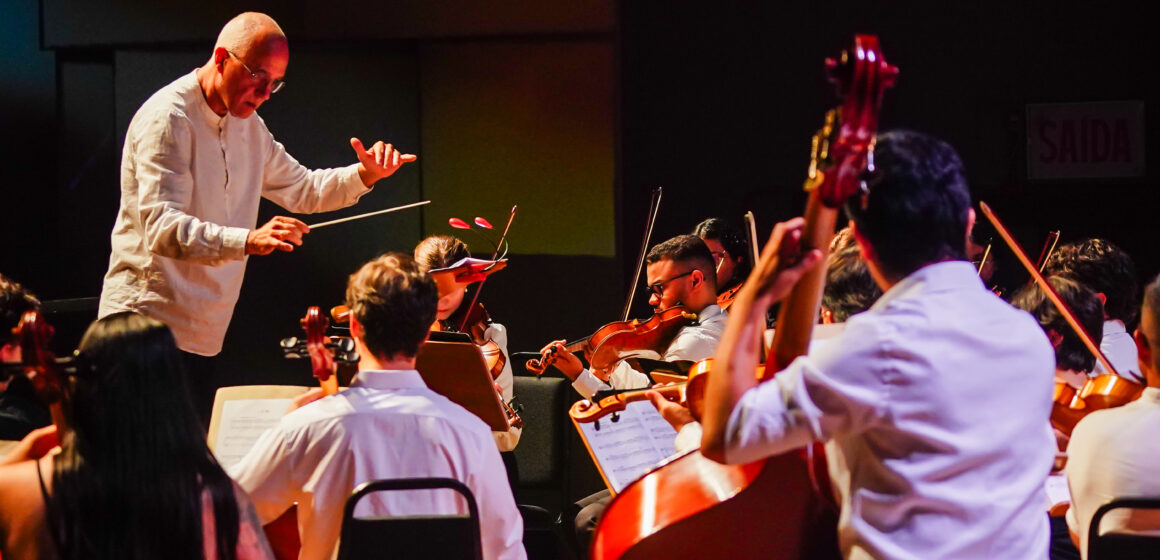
xmin=1087 ymin=496 xmax=1160 ymax=560
xmin=336 ymin=478 xmax=483 ymax=560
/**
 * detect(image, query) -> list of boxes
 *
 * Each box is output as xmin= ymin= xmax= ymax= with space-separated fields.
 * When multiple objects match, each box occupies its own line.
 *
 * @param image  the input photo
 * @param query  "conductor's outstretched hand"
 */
xmin=352 ymin=137 xmax=417 ymax=187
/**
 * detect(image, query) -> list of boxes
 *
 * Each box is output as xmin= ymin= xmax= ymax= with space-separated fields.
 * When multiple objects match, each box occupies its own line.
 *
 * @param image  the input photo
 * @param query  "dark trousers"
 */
xmin=568 ymin=489 xmax=611 ymax=555
xmin=179 ymin=350 xmax=220 ymax=432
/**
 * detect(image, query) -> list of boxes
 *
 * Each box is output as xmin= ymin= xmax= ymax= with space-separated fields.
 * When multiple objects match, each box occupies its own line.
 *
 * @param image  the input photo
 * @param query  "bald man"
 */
xmin=99 ymin=13 xmax=414 ymax=360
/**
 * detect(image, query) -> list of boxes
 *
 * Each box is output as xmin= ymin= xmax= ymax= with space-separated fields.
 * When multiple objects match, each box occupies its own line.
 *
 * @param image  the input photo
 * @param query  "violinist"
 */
xmin=693 ymin=217 xmax=752 ymax=308
xmin=701 ymin=131 xmax=1058 ymax=559
xmin=1044 ymin=239 xmax=1144 ymax=383
xmin=414 ymin=235 xmax=515 ymax=406
xmin=229 ymin=254 xmax=525 ymax=560
xmin=1064 ymin=272 xmax=1160 ymax=558
xmin=0 ymin=273 xmax=51 ymax=441
xmin=539 ymin=234 xmax=727 ymax=399
xmin=414 ymin=234 xmax=523 ymax=482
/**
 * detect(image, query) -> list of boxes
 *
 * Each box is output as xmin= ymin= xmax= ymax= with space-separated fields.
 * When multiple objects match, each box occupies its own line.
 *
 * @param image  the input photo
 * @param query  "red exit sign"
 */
xmin=1026 ymin=101 xmax=1145 ymax=180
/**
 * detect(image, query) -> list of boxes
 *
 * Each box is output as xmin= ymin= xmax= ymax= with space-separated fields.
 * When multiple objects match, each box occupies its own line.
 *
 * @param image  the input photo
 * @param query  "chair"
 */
xmin=336 ymin=478 xmax=482 ymax=560
xmin=1087 ymin=497 xmax=1160 ymax=560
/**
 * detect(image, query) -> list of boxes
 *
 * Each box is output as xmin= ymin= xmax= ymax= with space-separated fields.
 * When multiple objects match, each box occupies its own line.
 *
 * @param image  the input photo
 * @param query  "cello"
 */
xmin=590 ymin=35 xmax=896 ymax=560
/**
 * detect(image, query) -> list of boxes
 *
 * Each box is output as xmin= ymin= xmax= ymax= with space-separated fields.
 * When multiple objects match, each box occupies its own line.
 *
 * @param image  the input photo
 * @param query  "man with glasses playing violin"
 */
xmin=98 ymin=12 xmax=415 ymax=423
xmin=537 ymin=234 xmax=728 ymax=400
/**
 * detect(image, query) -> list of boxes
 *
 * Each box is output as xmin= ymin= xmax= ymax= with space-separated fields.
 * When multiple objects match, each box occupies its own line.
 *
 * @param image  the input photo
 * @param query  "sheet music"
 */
xmin=575 ymin=400 xmax=678 ymax=493
xmin=212 ymin=398 xmax=294 ymax=469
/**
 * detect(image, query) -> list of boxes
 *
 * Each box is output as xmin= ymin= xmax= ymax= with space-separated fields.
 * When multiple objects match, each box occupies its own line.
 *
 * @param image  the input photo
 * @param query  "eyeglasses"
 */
xmin=645 ymin=270 xmax=694 ymax=297
xmin=227 ymin=51 xmax=285 ymax=94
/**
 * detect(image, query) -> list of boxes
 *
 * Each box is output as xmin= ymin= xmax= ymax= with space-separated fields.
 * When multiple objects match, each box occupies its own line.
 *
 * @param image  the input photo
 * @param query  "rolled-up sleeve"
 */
xmin=723 ymin=318 xmax=891 ymax=465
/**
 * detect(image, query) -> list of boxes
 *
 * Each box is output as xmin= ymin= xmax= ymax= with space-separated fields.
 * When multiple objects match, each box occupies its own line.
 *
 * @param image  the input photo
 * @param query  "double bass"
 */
xmin=590 ymin=36 xmax=896 ymax=559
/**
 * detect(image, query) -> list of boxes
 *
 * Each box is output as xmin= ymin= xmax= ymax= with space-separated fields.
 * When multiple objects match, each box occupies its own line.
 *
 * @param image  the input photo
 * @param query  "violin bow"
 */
xmin=979 ymin=202 xmax=1118 ymax=376
xmin=622 ymin=187 xmax=663 ymax=322
xmin=458 ymin=206 xmax=517 ymax=332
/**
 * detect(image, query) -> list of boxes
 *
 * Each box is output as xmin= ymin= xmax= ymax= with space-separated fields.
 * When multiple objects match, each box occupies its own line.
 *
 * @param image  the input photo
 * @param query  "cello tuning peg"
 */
xmin=611 ymin=412 xmax=621 ymax=423
xmin=593 ymin=420 xmax=601 ymax=431
xmin=449 ymin=217 xmax=471 ymax=229
xmin=474 ymin=216 xmax=494 ymax=229
xmin=280 ymin=337 xmax=300 ymax=349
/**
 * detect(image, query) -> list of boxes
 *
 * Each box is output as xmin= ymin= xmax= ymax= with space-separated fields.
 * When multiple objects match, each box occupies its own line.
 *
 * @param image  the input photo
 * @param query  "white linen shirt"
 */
xmin=1091 ymin=319 xmax=1144 ymax=383
xmin=571 ymin=304 xmax=727 ymax=399
xmin=99 ymin=71 xmax=370 ymax=356
xmin=228 ymin=369 xmax=526 ymax=560
xmin=1065 ymin=387 xmax=1160 ymax=559
xmin=723 ymin=261 xmax=1056 ymax=560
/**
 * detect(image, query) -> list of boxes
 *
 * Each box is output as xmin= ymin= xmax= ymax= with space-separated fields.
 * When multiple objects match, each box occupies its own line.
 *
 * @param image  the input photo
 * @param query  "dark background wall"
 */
xmin=2 ymin=0 xmax=1155 ymax=369
xmin=617 ymin=1 xmax=1156 ymax=321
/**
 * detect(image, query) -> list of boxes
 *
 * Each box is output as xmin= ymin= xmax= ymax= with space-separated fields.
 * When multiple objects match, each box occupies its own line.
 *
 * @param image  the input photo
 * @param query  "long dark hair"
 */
xmin=50 ymin=312 xmax=239 ymax=560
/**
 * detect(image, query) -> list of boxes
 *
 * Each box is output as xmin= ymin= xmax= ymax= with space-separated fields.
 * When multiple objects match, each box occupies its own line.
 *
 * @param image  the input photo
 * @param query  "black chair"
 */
xmin=1087 ymin=497 xmax=1160 ymax=560
xmin=336 ymin=478 xmax=482 ymax=560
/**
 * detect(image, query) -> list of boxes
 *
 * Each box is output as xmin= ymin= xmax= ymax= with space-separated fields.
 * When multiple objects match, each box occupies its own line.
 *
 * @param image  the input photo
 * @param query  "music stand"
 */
xmin=416 ymin=340 xmax=510 ymax=432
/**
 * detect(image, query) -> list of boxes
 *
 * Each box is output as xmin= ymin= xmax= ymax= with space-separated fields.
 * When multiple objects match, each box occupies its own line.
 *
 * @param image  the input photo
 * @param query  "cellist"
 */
xmin=700 ymin=130 xmax=1058 ymax=559
xmin=536 ymin=234 xmax=728 ymax=399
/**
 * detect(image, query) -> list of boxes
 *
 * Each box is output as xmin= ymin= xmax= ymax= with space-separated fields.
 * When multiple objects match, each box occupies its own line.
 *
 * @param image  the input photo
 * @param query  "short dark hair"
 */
xmin=1043 ymin=238 xmax=1139 ymax=327
xmin=346 ymin=253 xmax=438 ymax=359
xmin=693 ymin=217 xmax=752 ymax=282
xmin=1011 ymin=276 xmax=1104 ymax=373
xmin=822 ymin=245 xmax=882 ymax=322
xmin=414 ymin=235 xmax=471 ymax=272
xmin=645 ymin=234 xmax=717 ymax=292
xmin=845 ymin=130 xmax=971 ymax=278
xmin=1 ymin=273 xmax=40 ymax=347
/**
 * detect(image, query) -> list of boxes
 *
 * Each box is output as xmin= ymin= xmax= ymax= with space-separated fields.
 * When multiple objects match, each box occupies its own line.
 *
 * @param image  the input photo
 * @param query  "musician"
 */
xmin=701 ymin=130 xmax=1057 ymax=559
xmin=540 ymin=234 xmax=727 ymax=399
xmin=414 ymin=235 xmax=522 ymax=464
xmin=0 ymin=312 xmax=273 ymax=559
xmin=229 ymin=254 xmax=525 ymax=560
xmin=97 ymin=12 xmax=415 ymax=420
xmin=1043 ymin=239 xmax=1143 ymax=383
xmin=693 ymin=217 xmax=751 ymax=297
xmin=0 ymin=273 xmax=51 ymax=441
xmin=1064 ymin=272 xmax=1160 ymax=558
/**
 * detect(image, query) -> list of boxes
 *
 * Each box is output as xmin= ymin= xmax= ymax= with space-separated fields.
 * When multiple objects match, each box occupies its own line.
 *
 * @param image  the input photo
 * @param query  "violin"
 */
xmin=526 ymin=306 xmax=698 ymax=378
xmin=716 ymin=283 xmax=743 ymax=312
xmin=570 ymin=383 xmax=686 ymax=425
xmin=438 ymin=300 xmax=506 ymax=380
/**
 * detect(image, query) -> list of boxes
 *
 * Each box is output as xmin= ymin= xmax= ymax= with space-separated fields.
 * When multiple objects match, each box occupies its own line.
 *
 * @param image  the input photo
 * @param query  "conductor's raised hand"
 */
xmin=352 ymin=137 xmax=417 ymax=187
xmin=246 ymin=216 xmax=310 ymax=255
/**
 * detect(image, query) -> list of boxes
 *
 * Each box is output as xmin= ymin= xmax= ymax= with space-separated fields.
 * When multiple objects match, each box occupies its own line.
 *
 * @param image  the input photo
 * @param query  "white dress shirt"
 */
xmin=99 ymin=71 xmax=371 ymax=356
xmin=229 ymin=369 xmax=526 ymax=560
xmin=571 ymin=304 xmax=727 ymax=399
xmin=1091 ymin=319 xmax=1144 ymax=383
xmin=1066 ymin=387 xmax=1160 ymax=559
xmin=723 ymin=261 xmax=1056 ymax=560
